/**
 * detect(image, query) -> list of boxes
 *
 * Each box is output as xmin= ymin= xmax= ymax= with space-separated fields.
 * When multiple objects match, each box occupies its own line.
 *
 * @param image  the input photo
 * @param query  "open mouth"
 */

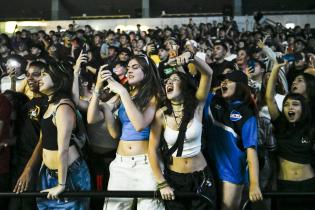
xmin=166 ymin=86 xmax=174 ymax=93
xmin=221 ymin=86 xmax=228 ymax=93
xmin=288 ymin=111 xmax=296 ymax=118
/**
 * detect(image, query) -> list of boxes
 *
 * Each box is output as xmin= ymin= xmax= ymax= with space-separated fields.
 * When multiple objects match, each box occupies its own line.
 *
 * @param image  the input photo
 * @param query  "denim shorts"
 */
xmin=37 ymin=158 xmax=91 ymax=210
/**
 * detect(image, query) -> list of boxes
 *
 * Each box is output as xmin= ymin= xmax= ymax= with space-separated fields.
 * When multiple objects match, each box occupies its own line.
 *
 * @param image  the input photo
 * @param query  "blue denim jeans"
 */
xmin=37 ymin=158 xmax=91 ymax=210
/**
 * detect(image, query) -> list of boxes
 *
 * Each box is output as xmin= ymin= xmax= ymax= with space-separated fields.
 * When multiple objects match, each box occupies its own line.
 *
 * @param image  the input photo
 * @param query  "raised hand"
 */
xmin=73 ymin=50 xmax=88 ymax=74
xmin=94 ymin=65 xmax=111 ymax=91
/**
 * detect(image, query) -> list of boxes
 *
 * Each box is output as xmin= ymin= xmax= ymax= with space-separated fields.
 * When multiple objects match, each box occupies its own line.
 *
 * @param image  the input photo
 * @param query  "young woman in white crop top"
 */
xmin=148 ymin=52 xmax=216 ymax=210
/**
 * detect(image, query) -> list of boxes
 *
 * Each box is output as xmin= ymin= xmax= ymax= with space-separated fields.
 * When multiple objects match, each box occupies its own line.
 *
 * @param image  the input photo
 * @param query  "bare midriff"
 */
xmin=168 ymin=152 xmax=207 ymax=173
xmin=278 ymin=157 xmax=315 ymax=181
xmin=116 ymin=140 xmax=149 ymax=156
xmin=42 ymin=145 xmax=80 ymax=170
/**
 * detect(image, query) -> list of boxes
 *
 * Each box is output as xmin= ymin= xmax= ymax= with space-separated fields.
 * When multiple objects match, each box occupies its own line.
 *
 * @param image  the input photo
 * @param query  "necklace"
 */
xmin=171 ymin=103 xmax=184 ymax=113
xmin=171 ymin=102 xmax=183 ymax=106
xmin=173 ymin=108 xmax=184 ymax=113
xmin=172 ymin=111 xmax=182 ymax=129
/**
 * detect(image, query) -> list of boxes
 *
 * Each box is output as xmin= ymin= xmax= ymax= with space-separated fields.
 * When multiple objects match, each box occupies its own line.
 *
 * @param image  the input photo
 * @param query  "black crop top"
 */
xmin=41 ymin=103 xmax=76 ymax=150
xmin=272 ymin=116 xmax=314 ymax=164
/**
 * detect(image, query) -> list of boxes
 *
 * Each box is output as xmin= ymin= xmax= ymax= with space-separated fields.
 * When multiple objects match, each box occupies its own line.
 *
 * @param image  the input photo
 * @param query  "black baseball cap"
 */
xmin=213 ymin=39 xmax=228 ymax=51
xmin=119 ymin=47 xmax=132 ymax=56
xmin=218 ymin=70 xmax=248 ymax=86
xmin=108 ymin=45 xmax=119 ymax=51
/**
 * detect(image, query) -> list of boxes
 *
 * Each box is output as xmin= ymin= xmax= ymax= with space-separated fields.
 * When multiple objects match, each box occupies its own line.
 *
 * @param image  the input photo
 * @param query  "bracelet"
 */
xmin=157 ymin=181 xmax=169 ymax=190
xmin=93 ymin=89 xmax=101 ymax=98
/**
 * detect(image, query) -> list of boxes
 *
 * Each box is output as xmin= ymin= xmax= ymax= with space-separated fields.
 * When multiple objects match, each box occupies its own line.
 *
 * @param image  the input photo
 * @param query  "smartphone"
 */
xmin=82 ymin=43 xmax=88 ymax=54
xmin=276 ymin=56 xmax=284 ymax=64
xmin=247 ymin=59 xmax=256 ymax=69
xmin=282 ymin=54 xmax=295 ymax=62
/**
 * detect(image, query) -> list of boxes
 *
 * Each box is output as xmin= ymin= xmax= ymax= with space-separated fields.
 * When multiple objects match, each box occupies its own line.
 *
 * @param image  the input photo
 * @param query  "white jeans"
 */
xmin=103 ymin=154 xmax=164 ymax=210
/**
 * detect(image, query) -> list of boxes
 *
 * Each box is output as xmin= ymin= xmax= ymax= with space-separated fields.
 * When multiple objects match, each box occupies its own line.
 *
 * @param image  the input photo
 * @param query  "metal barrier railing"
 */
xmin=0 ymin=190 xmax=214 ymax=209
xmin=242 ymin=192 xmax=315 ymax=210
xmin=2 ymin=190 xmax=315 ymax=209
xmin=0 ymin=191 xmax=199 ymax=198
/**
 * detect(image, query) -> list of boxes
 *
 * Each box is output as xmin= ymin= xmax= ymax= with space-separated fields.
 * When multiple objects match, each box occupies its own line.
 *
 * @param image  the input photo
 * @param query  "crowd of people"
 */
xmin=0 ymin=15 xmax=315 ymax=210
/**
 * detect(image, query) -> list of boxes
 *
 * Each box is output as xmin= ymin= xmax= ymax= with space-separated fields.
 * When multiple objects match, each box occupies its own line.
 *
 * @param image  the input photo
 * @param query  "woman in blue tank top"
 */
xmin=87 ymin=54 xmax=164 ymax=210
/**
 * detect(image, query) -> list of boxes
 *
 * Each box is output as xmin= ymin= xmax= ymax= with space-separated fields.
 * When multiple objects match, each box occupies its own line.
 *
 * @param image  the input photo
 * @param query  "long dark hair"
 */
xmin=164 ymin=71 xmax=198 ymax=127
xmin=129 ymin=55 xmax=163 ymax=110
xmin=220 ymin=82 xmax=258 ymax=115
xmin=298 ymin=73 xmax=315 ymax=104
xmin=161 ymin=71 xmax=198 ymax=160
xmin=42 ymin=59 xmax=73 ymax=104
xmin=291 ymin=73 xmax=315 ymax=122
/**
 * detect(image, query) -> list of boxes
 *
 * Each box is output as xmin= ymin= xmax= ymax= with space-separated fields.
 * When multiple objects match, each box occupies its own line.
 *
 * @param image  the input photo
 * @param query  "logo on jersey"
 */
xmin=28 ymin=105 xmax=40 ymax=121
xmin=301 ymin=137 xmax=310 ymax=144
xmin=230 ymin=110 xmax=242 ymax=122
xmin=214 ymin=104 xmax=222 ymax=110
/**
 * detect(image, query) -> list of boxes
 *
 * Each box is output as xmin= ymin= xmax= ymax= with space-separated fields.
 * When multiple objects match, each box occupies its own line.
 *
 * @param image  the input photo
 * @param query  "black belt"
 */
xmin=46 ymin=167 xmax=58 ymax=178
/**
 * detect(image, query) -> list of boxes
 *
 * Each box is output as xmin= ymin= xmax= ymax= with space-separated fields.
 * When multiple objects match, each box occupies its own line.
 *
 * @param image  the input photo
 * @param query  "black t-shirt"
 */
xmin=17 ymin=96 xmax=48 ymax=164
xmin=272 ymin=116 xmax=314 ymax=164
xmin=158 ymin=59 xmax=176 ymax=80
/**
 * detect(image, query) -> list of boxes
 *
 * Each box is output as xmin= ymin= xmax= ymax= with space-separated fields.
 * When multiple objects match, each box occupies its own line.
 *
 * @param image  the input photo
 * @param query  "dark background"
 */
xmin=0 ymin=0 xmax=314 ymax=20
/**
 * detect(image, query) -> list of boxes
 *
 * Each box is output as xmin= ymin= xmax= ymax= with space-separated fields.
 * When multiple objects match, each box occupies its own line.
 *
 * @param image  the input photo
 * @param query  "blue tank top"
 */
xmin=118 ymin=103 xmax=150 ymax=141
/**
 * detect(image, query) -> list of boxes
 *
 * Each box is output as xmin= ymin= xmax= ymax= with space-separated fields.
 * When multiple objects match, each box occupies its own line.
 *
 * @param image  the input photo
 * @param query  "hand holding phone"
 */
xmin=95 ymin=65 xmax=110 ymax=90
xmin=247 ymin=59 xmax=256 ymax=70
xmin=82 ymin=43 xmax=88 ymax=54
xmin=276 ymin=56 xmax=284 ymax=64
xmin=282 ymin=54 xmax=295 ymax=62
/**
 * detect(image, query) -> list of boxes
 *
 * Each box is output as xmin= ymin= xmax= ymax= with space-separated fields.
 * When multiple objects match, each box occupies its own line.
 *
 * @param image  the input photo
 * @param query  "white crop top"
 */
xmin=163 ymin=116 xmax=202 ymax=158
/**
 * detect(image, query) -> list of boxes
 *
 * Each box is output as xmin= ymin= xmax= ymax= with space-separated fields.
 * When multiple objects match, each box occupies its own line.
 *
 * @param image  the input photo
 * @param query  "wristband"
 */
xmin=157 ymin=181 xmax=169 ymax=190
xmin=93 ymin=89 xmax=101 ymax=98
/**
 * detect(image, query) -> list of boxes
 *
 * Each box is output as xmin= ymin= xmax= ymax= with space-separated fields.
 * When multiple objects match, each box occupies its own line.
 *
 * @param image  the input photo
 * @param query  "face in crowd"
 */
xmin=165 ymin=73 xmax=182 ymax=101
xmin=236 ymin=49 xmax=248 ymax=66
xmin=118 ymin=52 xmax=130 ymax=62
xmin=249 ymin=62 xmax=264 ymax=80
xmin=213 ymin=44 xmax=226 ymax=61
xmin=26 ymin=65 xmax=42 ymax=93
xmin=220 ymin=79 xmax=236 ymax=99
xmin=113 ymin=64 xmax=127 ymax=78
xmin=283 ymin=98 xmax=302 ymax=123
xmin=39 ymin=69 xmax=54 ymax=96
xmin=158 ymin=48 xmax=168 ymax=61
xmin=119 ymin=35 xmax=129 ymax=46
xmin=291 ymin=75 xmax=306 ymax=97
xmin=126 ymin=59 xmax=145 ymax=86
